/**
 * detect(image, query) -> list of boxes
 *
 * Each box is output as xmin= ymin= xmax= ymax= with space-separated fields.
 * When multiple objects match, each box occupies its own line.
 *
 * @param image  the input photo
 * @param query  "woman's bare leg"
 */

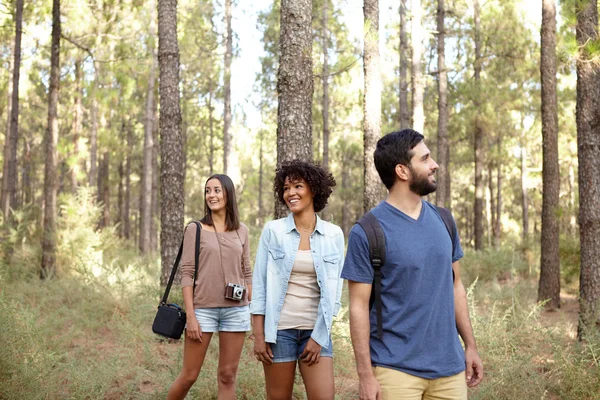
xmin=299 ymin=357 xmax=335 ymax=400
xmin=166 ymin=333 xmax=214 ymax=400
xmin=216 ymin=332 xmax=246 ymax=399
xmin=263 ymin=361 xmax=297 ymax=400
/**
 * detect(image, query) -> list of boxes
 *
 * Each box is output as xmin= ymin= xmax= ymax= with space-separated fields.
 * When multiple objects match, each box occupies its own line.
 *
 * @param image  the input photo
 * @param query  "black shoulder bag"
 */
xmin=152 ymin=221 xmax=201 ymax=339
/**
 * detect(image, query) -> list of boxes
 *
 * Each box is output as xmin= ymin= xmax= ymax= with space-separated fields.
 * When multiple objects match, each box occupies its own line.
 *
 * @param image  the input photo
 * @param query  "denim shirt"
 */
xmin=250 ymin=213 xmax=345 ymax=348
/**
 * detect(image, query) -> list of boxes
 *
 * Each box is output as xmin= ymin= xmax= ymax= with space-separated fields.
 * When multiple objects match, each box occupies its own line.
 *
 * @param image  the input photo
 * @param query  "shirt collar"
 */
xmin=284 ymin=213 xmax=325 ymax=235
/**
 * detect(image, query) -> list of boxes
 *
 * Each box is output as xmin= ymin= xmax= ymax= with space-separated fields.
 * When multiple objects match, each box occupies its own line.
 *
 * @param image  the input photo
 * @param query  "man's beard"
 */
xmin=408 ymin=167 xmax=437 ymax=196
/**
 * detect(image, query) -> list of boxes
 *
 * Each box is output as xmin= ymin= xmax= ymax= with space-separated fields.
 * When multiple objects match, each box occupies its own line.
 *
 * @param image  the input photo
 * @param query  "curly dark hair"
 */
xmin=274 ymin=160 xmax=336 ymax=213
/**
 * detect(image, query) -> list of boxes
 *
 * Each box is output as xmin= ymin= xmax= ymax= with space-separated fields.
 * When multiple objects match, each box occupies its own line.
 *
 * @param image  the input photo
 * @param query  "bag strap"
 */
xmin=435 ymin=206 xmax=456 ymax=256
xmin=160 ymin=222 xmax=202 ymax=305
xmin=356 ymin=211 xmax=386 ymax=340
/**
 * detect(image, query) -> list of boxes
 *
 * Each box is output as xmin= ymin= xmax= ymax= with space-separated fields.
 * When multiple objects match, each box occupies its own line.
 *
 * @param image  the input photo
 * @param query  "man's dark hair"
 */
xmin=201 ymin=174 xmax=240 ymax=231
xmin=274 ymin=160 xmax=336 ymax=213
xmin=374 ymin=129 xmax=424 ymax=189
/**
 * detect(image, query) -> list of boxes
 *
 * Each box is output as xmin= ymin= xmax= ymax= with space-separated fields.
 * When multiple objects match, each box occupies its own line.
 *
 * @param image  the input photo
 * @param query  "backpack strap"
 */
xmin=435 ymin=206 xmax=457 ymax=281
xmin=356 ymin=211 xmax=386 ymax=340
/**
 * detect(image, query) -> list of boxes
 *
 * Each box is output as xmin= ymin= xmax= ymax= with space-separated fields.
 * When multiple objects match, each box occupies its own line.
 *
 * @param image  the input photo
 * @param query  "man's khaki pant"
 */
xmin=373 ymin=366 xmax=468 ymax=400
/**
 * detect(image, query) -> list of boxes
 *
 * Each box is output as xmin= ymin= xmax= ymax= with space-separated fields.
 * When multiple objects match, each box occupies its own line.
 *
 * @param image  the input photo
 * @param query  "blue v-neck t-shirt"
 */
xmin=341 ymin=200 xmax=466 ymax=379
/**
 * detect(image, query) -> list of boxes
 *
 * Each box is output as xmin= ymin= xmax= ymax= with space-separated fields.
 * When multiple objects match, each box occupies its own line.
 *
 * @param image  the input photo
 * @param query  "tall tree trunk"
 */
xmin=538 ymin=0 xmax=561 ymax=310
xmin=98 ymin=151 xmax=110 ymax=228
xmin=124 ymin=121 xmax=132 ymax=240
xmin=89 ymin=47 xmax=100 ymax=189
xmin=71 ymin=58 xmax=83 ymax=193
xmin=436 ymin=0 xmax=450 ymax=209
xmin=275 ymin=0 xmax=313 ymax=218
xmin=495 ymin=159 xmax=502 ymax=246
xmin=223 ymin=0 xmax=233 ymax=175
xmin=21 ymin=135 xmax=31 ymax=205
xmin=258 ymin=129 xmax=264 ymax=225
xmin=117 ymin=159 xmax=124 ymax=236
xmin=1 ymin=0 xmax=23 ymax=220
xmin=398 ymin=0 xmax=410 ymax=129
xmin=322 ymin=0 xmax=330 ymax=172
xmin=1 ymin=39 xmax=14 ymax=220
xmin=520 ymin=141 xmax=529 ymax=243
xmin=158 ymin=0 xmax=185 ymax=286
xmin=473 ymin=0 xmax=484 ymax=251
xmin=341 ymin=144 xmax=351 ymax=237
xmin=41 ymin=0 xmax=60 ymax=279
xmin=363 ymin=0 xmax=381 ymax=213
xmin=140 ymin=37 xmax=157 ymax=253
xmin=488 ymin=164 xmax=495 ymax=245
xmin=208 ymin=78 xmax=215 ymax=176
xmin=576 ymin=0 xmax=600 ymax=338
xmin=411 ymin=0 xmax=424 ymax=133
xmin=151 ymin=105 xmax=159 ymax=251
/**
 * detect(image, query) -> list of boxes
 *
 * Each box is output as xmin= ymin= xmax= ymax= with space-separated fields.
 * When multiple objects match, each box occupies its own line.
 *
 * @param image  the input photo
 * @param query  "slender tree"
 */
xmin=538 ymin=0 xmax=560 ymax=310
xmin=411 ymin=0 xmax=424 ymax=133
xmin=436 ymin=0 xmax=450 ymax=209
xmin=363 ymin=0 xmax=381 ymax=213
xmin=70 ymin=58 xmax=83 ymax=193
xmin=1 ymin=0 xmax=23 ymax=220
xmin=275 ymin=0 xmax=313 ymax=218
xmin=41 ymin=0 xmax=61 ymax=279
xmin=576 ymin=0 xmax=600 ymax=338
xmin=158 ymin=0 xmax=185 ymax=285
xmin=473 ymin=0 xmax=484 ymax=250
xmin=520 ymin=139 xmax=529 ymax=243
xmin=124 ymin=120 xmax=132 ymax=240
xmin=223 ymin=0 xmax=233 ymax=174
xmin=140 ymin=18 xmax=157 ymax=254
xmin=322 ymin=0 xmax=330 ymax=171
xmin=398 ymin=0 xmax=410 ymax=129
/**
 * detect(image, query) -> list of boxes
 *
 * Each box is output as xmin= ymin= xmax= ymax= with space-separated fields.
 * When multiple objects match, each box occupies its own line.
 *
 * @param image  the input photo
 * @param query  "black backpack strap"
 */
xmin=356 ymin=211 xmax=386 ymax=340
xmin=191 ymin=222 xmax=202 ymax=291
xmin=435 ymin=206 xmax=457 ymax=281
xmin=160 ymin=222 xmax=202 ymax=305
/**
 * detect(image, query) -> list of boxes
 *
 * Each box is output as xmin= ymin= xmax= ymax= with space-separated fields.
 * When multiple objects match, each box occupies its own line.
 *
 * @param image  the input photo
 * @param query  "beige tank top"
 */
xmin=278 ymin=250 xmax=320 ymax=330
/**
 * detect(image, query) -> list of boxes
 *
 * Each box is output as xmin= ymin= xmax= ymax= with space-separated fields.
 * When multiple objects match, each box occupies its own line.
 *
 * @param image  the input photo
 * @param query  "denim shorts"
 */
xmin=270 ymin=329 xmax=333 ymax=363
xmin=193 ymin=305 xmax=251 ymax=332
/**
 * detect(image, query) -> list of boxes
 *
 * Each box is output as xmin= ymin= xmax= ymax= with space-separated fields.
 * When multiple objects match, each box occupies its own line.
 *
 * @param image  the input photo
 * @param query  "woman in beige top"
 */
xmin=167 ymin=174 xmax=252 ymax=400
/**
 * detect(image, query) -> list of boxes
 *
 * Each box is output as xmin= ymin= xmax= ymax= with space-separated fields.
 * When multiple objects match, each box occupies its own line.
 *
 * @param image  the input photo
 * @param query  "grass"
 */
xmin=1 ymin=232 xmax=599 ymax=399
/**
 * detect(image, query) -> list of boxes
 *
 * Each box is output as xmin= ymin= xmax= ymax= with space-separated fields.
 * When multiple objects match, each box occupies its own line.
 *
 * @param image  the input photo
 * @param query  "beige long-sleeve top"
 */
xmin=180 ymin=222 xmax=252 ymax=308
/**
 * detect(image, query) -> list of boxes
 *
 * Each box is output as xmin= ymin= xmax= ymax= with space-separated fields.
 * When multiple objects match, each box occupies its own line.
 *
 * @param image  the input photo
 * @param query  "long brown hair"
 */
xmin=200 ymin=174 xmax=240 ymax=231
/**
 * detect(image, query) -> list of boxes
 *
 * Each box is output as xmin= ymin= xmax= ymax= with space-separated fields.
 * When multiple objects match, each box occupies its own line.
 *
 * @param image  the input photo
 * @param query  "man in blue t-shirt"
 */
xmin=342 ymin=129 xmax=483 ymax=399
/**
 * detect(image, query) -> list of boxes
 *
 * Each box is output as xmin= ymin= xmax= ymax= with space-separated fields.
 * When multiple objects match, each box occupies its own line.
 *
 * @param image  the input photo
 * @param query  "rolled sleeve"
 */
xmin=249 ymin=224 xmax=270 ymax=315
xmin=180 ymin=223 xmax=199 ymax=288
xmin=241 ymin=226 xmax=252 ymax=286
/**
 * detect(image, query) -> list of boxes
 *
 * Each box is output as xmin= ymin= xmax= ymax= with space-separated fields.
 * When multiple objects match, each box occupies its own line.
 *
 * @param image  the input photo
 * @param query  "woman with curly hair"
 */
xmin=250 ymin=160 xmax=345 ymax=399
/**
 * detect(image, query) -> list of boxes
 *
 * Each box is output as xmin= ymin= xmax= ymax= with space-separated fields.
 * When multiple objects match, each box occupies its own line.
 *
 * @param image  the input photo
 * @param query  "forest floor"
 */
xmin=2 ymin=251 xmax=600 ymax=399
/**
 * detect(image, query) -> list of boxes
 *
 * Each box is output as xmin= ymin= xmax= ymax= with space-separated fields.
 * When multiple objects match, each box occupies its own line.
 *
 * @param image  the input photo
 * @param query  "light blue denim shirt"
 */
xmin=250 ymin=213 xmax=345 ymax=348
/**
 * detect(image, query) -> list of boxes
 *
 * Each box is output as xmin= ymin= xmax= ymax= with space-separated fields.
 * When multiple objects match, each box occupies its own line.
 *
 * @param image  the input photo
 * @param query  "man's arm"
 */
xmin=452 ymin=260 xmax=483 ymax=387
xmin=348 ymin=281 xmax=381 ymax=400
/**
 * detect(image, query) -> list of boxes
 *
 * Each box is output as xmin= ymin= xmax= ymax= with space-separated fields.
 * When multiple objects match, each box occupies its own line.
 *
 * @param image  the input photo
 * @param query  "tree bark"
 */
xmin=71 ymin=58 xmax=83 ymax=193
xmin=98 ymin=152 xmax=110 ymax=229
xmin=398 ymin=0 xmax=410 ymax=129
xmin=322 ymin=0 xmax=330 ymax=172
xmin=21 ymin=136 xmax=31 ymax=205
xmin=117 ymin=158 xmax=124 ymax=236
xmin=151 ymin=105 xmax=159 ymax=251
xmin=223 ymin=0 xmax=233 ymax=175
xmin=363 ymin=0 xmax=381 ymax=213
xmin=275 ymin=0 xmax=313 ymax=218
xmin=411 ymin=0 xmax=424 ymax=133
xmin=473 ymin=0 xmax=484 ymax=251
xmin=520 ymin=141 xmax=529 ymax=243
xmin=41 ymin=0 xmax=60 ymax=279
xmin=158 ymin=0 xmax=185 ymax=286
xmin=538 ymin=0 xmax=561 ymax=310
xmin=436 ymin=0 xmax=450 ymax=209
xmin=124 ymin=120 xmax=132 ymax=240
xmin=208 ymin=78 xmax=215 ymax=176
xmin=140 ymin=35 xmax=157 ymax=253
xmin=576 ymin=0 xmax=600 ymax=338
xmin=495 ymin=160 xmax=502 ymax=246
xmin=0 ymin=41 xmax=13 ymax=219
xmin=488 ymin=164 xmax=495 ymax=246
xmin=1 ymin=0 xmax=23 ymax=220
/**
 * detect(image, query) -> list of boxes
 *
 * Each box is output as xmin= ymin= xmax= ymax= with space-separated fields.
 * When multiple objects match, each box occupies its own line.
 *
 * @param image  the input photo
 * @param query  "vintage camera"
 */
xmin=225 ymin=283 xmax=246 ymax=301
